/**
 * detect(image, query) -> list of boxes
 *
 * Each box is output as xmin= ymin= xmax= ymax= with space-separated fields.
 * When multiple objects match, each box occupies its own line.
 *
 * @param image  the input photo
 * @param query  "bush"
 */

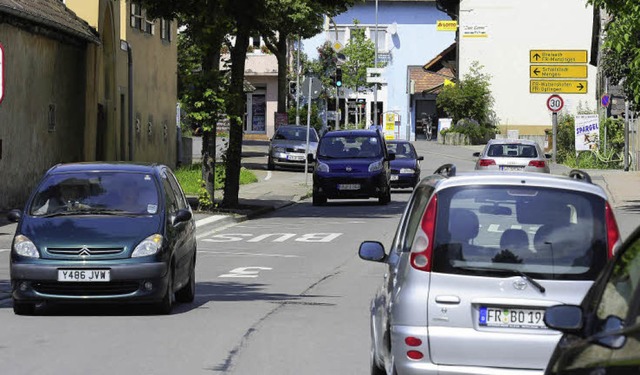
xmin=448 ymin=118 xmax=497 ymax=145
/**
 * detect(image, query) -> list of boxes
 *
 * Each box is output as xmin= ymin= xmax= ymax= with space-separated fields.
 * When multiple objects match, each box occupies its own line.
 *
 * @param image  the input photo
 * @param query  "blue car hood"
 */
xmin=390 ymin=159 xmax=417 ymax=170
xmin=320 ymin=157 xmax=380 ymax=173
xmin=18 ymin=215 xmax=163 ymax=250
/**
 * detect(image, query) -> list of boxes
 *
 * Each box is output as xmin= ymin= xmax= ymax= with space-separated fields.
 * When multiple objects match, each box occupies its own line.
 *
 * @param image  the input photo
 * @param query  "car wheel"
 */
xmin=312 ymin=191 xmax=326 ymax=206
xmin=267 ymin=156 xmax=275 ymax=170
xmin=13 ymin=300 xmax=35 ymax=315
xmin=175 ymin=253 xmax=196 ymax=303
xmin=156 ymin=266 xmax=175 ymax=315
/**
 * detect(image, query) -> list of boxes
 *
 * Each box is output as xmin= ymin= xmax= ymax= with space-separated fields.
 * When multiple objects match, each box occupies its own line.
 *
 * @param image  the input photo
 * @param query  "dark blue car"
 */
xmin=7 ymin=162 xmax=197 ymax=315
xmin=386 ymin=140 xmax=423 ymax=189
xmin=311 ymin=129 xmax=394 ymax=205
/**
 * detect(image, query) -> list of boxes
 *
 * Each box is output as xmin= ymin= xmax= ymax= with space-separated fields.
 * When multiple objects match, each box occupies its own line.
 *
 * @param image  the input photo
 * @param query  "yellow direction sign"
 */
xmin=530 ymin=65 xmax=588 ymax=78
xmin=530 ymin=80 xmax=588 ymax=94
xmin=437 ymin=20 xmax=458 ymax=31
xmin=530 ymin=50 xmax=588 ymax=64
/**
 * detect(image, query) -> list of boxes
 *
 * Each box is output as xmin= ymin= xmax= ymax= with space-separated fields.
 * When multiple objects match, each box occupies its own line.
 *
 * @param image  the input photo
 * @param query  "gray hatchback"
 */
xmin=359 ymin=165 xmax=621 ymax=374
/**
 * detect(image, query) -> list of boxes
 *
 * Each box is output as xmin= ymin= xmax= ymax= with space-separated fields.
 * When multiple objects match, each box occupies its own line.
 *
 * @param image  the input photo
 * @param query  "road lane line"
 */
xmin=195 ymin=215 xmax=230 ymax=228
xmin=197 ymin=250 xmax=300 ymax=258
xmin=265 ymin=171 xmax=272 ymax=181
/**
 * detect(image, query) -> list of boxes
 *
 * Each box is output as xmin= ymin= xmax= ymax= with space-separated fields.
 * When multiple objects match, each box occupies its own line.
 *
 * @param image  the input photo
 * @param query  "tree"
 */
xmin=588 ymin=0 xmax=640 ymax=106
xmin=340 ymin=20 xmax=378 ymax=95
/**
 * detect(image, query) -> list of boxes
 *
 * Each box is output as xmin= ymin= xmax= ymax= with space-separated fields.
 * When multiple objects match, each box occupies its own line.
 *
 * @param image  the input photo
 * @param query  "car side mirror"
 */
xmin=172 ymin=208 xmax=192 ymax=226
xmin=544 ymin=305 xmax=583 ymax=333
xmin=473 ymin=152 xmax=481 ymax=157
xmin=358 ymin=241 xmax=387 ymax=263
xmin=417 ymin=156 xmax=424 ymax=161
xmin=387 ymin=153 xmax=395 ymax=161
xmin=8 ymin=209 xmax=22 ymax=223
xmin=307 ymin=153 xmax=315 ymax=163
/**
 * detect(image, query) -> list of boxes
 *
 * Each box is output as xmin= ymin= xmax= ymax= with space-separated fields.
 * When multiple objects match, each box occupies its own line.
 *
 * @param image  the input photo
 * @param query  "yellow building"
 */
xmin=66 ymin=0 xmax=178 ymax=165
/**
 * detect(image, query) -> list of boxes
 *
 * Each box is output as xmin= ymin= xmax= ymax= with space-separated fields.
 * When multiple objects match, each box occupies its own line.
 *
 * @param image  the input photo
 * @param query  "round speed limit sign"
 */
xmin=547 ymin=94 xmax=564 ymax=113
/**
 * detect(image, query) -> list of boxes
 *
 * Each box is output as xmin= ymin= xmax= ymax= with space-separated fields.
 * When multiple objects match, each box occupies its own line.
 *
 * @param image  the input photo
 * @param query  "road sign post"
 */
xmin=547 ymin=95 xmax=564 ymax=165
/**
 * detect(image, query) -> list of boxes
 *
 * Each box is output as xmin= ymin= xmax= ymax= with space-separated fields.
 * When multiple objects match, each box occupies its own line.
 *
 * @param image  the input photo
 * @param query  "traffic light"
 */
xmin=335 ymin=68 xmax=343 ymax=87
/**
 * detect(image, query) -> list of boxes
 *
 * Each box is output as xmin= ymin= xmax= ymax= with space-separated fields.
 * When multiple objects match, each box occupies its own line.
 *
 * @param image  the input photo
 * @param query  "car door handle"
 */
xmin=435 ymin=295 xmax=461 ymax=304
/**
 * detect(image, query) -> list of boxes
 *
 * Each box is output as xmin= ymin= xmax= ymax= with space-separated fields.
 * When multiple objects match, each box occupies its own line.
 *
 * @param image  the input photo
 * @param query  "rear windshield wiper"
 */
xmin=456 ymin=265 xmax=546 ymax=293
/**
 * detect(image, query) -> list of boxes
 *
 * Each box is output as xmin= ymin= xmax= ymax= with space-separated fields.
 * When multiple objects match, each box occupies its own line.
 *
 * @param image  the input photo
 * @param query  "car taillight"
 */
xmin=410 ymin=194 xmax=437 ymax=272
xmin=528 ymin=160 xmax=546 ymax=168
xmin=606 ymin=201 xmax=621 ymax=257
xmin=478 ymin=159 xmax=496 ymax=167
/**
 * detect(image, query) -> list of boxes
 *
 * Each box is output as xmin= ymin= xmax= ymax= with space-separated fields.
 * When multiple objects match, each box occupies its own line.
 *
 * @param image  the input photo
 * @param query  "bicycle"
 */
xmin=576 ymin=148 xmax=634 ymax=169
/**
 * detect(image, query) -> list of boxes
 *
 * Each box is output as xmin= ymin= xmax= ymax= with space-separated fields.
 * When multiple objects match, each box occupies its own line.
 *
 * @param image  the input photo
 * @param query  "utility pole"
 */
xmin=373 ymin=0 xmax=379 ymax=129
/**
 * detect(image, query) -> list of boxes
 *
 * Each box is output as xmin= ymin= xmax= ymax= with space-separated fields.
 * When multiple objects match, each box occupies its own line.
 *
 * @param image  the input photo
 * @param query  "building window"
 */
xmin=143 ymin=16 xmax=155 ymax=35
xmin=252 ymin=34 xmax=261 ymax=49
xmin=369 ymin=27 xmax=387 ymax=51
xmin=160 ymin=19 xmax=171 ymax=41
xmin=328 ymin=26 xmax=347 ymax=44
xmin=130 ymin=3 xmax=143 ymax=30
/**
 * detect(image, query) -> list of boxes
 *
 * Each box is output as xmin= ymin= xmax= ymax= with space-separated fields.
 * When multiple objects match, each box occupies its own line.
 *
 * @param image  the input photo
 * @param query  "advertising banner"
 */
xmin=574 ymin=114 xmax=599 ymax=151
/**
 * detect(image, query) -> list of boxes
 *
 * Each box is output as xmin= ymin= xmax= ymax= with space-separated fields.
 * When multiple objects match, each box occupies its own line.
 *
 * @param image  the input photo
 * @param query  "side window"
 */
xmin=161 ymin=172 xmax=179 ymax=213
xmin=596 ymin=236 xmax=640 ymax=321
xmin=165 ymin=170 xmax=188 ymax=210
xmin=399 ymin=186 xmax=433 ymax=252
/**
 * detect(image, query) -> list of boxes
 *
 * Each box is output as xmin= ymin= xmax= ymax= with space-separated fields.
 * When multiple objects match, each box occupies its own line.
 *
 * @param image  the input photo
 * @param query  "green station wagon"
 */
xmin=7 ymin=162 xmax=197 ymax=315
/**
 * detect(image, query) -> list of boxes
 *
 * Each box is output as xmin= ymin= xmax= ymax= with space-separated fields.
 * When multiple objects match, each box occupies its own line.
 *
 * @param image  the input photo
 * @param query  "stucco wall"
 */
xmin=0 ymin=24 xmax=87 ymax=210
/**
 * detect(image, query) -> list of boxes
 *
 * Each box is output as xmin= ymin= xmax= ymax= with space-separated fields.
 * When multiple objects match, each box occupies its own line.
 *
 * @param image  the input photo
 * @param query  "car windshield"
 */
xmin=273 ymin=127 xmax=318 ymax=142
xmin=387 ymin=142 xmax=416 ymax=159
xmin=487 ymin=144 xmax=538 ymax=158
xmin=317 ymin=135 xmax=382 ymax=158
xmin=29 ymin=172 xmax=160 ymax=217
xmin=431 ymin=185 xmax=607 ymax=280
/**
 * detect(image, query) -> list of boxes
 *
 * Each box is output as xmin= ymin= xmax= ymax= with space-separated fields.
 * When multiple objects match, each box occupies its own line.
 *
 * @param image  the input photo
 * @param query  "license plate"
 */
xmin=500 ymin=166 xmax=524 ymax=171
xmin=337 ymin=184 xmax=360 ymax=191
xmin=479 ymin=307 xmax=546 ymax=329
xmin=58 ymin=269 xmax=111 ymax=282
xmin=391 ymin=175 xmax=399 ymax=181
xmin=287 ymin=154 xmax=304 ymax=161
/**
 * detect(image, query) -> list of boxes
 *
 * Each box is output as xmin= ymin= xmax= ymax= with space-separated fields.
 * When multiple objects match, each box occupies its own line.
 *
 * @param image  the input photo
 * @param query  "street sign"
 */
xmin=530 ymin=50 xmax=588 ymax=64
xmin=366 ymin=68 xmax=385 ymax=84
xmin=436 ymin=20 xmax=457 ymax=31
xmin=530 ymin=65 xmax=587 ymax=79
xmin=301 ymin=76 xmax=322 ymax=99
xmin=0 ymin=43 xmax=4 ymax=104
xmin=331 ymin=41 xmax=343 ymax=52
xmin=547 ymin=94 xmax=564 ymax=112
xmin=530 ymin=80 xmax=588 ymax=94
xmin=601 ymin=94 xmax=610 ymax=108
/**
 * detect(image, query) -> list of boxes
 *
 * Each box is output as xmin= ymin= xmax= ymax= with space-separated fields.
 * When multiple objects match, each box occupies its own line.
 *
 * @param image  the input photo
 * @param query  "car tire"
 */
xmin=267 ymin=156 xmax=275 ymax=170
xmin=156 ymin=267 xmax=175 ymax=315
xmin=175 ymin=253 xmax=196 ymax=303
xmin=312 ymin=191 xmax=327 ymax=206
xmin=13 ymin=300 xmax=35 ymax=315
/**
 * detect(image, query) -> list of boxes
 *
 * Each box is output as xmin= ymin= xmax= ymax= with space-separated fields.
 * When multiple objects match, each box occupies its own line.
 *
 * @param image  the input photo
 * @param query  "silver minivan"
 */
xmin=359 ymin=165 xmax=621 ymax=374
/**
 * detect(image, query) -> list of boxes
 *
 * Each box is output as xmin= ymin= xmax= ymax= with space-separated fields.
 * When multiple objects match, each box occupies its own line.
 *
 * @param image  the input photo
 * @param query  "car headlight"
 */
xmin=13 ymin=235 xmax=39 ymax=258
xmin=317 ymin=162 xmax=329 ymax=172
xmin=273 ymin=146 xmax=285 ymax=153
xmin=400 ymin=168 xmax=415 ymax=174
xmin=369 ymin=160 xmax=383 ymax=172
xmin=132 ymin=234 xmax=163 ymax=258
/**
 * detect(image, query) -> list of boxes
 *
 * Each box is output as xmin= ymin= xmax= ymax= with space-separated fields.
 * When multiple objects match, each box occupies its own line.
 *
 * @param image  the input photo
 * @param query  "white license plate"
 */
xmin=58 ymin=269 xmax=111 ymax=282
xmin=479 ymin=307 xmax=546 ymax=329
xmin=391 ymin=175 xmax=399 ymax=181
xmin=500 ymin=166 xmax=524 ymax=171
xmin=337 ymin=184 xmax=360 ymax=191
xmin=287 ymin=154 xmax=305 ymax=161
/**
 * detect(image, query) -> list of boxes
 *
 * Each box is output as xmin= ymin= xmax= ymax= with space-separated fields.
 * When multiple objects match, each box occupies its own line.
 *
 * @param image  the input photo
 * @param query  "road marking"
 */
xmin=219 ymin=267 xmax=272 ymax=278
xmin=203 ymin=232 xmax=343 ymax=243
xmin=198 ymin=250 xmax=299 ymax=258
xmin=265 ymin=171 xmax=272 ymax=181
xmin=0 ymin=249 xmax=9 ymax=253
xmin=196 ymin=215 xmax=229 ymax=228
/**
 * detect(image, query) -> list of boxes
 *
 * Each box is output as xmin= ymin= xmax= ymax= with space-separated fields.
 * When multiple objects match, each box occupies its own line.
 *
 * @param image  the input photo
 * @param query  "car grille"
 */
xmin=286 ymin=147 xmax=307 ymax=153
xmin=47 ymin=247 xmax=124 ymax=256
xmin=33 ymin=282 xmax=139 ymax=296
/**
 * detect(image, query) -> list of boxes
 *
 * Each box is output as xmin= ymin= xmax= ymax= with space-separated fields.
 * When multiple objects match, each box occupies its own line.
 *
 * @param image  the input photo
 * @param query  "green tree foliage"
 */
xmin=588 ymin=0 xmax=640 ymax=106
xmin=287 ymin=103 xmax=323 ymax=132
xmin=340 ymin=20 xmax=380 ymax=94
xmin=436 ymin=61 xmax=498 ymax=143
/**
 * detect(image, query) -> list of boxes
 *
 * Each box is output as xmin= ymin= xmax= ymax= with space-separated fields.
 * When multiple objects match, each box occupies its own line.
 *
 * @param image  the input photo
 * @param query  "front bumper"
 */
xmin=11 ymin=261 xmax=169 ymax=303
xmin=314 ymin=171 xmax=387 ymax=199
xmin=272 ymin=151 xmax=313 ymax=169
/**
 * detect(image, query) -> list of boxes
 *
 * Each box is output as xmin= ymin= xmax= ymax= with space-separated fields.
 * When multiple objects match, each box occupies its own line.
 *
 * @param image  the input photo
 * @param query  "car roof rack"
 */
xmin=568 ymin=169 xmax=593 ymax=184
xmin=435 ymin=163 xmax=456 ymax=178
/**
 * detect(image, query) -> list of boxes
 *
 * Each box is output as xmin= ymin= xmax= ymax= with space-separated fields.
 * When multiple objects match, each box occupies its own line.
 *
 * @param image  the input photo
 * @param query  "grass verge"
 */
xmin=175 ymin=163 xmax=258 ymax=196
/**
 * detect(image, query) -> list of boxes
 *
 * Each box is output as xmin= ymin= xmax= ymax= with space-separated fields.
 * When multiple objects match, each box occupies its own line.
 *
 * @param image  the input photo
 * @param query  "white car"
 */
xmin=474 ymin=138 xmax=551 ymax=173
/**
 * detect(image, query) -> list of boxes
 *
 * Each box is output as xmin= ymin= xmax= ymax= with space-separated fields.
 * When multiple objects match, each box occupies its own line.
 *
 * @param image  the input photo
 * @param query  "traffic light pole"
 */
xmin=295 ymin=34 xmax=301 ymax=126
xmin=373 ymin=0 xmax=379 ymax=129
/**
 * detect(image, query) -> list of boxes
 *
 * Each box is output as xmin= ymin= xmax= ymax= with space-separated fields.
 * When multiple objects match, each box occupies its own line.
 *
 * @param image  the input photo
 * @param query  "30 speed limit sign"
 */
xmin=547 ymin=94 xmax=564 ymax=112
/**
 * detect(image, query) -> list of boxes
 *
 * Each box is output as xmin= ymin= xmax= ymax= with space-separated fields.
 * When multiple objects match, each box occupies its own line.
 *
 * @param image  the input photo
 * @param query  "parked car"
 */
xmin=7 ymin=162 xmax=197 ymax=315
xmin=359 ymin=166 xmax=621 ymax=374
xmin=543 ymin=225 xmax=640 ymax=374
xmin=474 ymin=138 xmax=551 ymax=173
xmin=386 ymin=140 xmax=423 ymax=189
xmin=268 ymin=125 xmax=319 ymax=170
xmin=310 ymin=129 xmax=394 ymax=206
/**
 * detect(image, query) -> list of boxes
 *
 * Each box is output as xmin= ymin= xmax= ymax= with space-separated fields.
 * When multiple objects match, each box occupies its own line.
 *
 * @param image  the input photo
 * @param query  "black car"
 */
xmin=7 ymin=162 xmax=197 ymax=315
xmin=310 ymin=129 xmax=394 ymax=206
xmin=386 ymin=140 xmax=423 ymax=188
xmin=543 ymin=225 xmax=640 ymax=374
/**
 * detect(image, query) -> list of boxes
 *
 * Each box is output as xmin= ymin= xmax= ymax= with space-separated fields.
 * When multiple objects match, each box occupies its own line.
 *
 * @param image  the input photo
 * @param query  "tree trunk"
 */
xmin=201 ymin=44 xmax=222 ymax=208
xmin=275 ymin=33 xmax=288 ymax=114
xmin=221 ymin=23 xmax=251 ymax=208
